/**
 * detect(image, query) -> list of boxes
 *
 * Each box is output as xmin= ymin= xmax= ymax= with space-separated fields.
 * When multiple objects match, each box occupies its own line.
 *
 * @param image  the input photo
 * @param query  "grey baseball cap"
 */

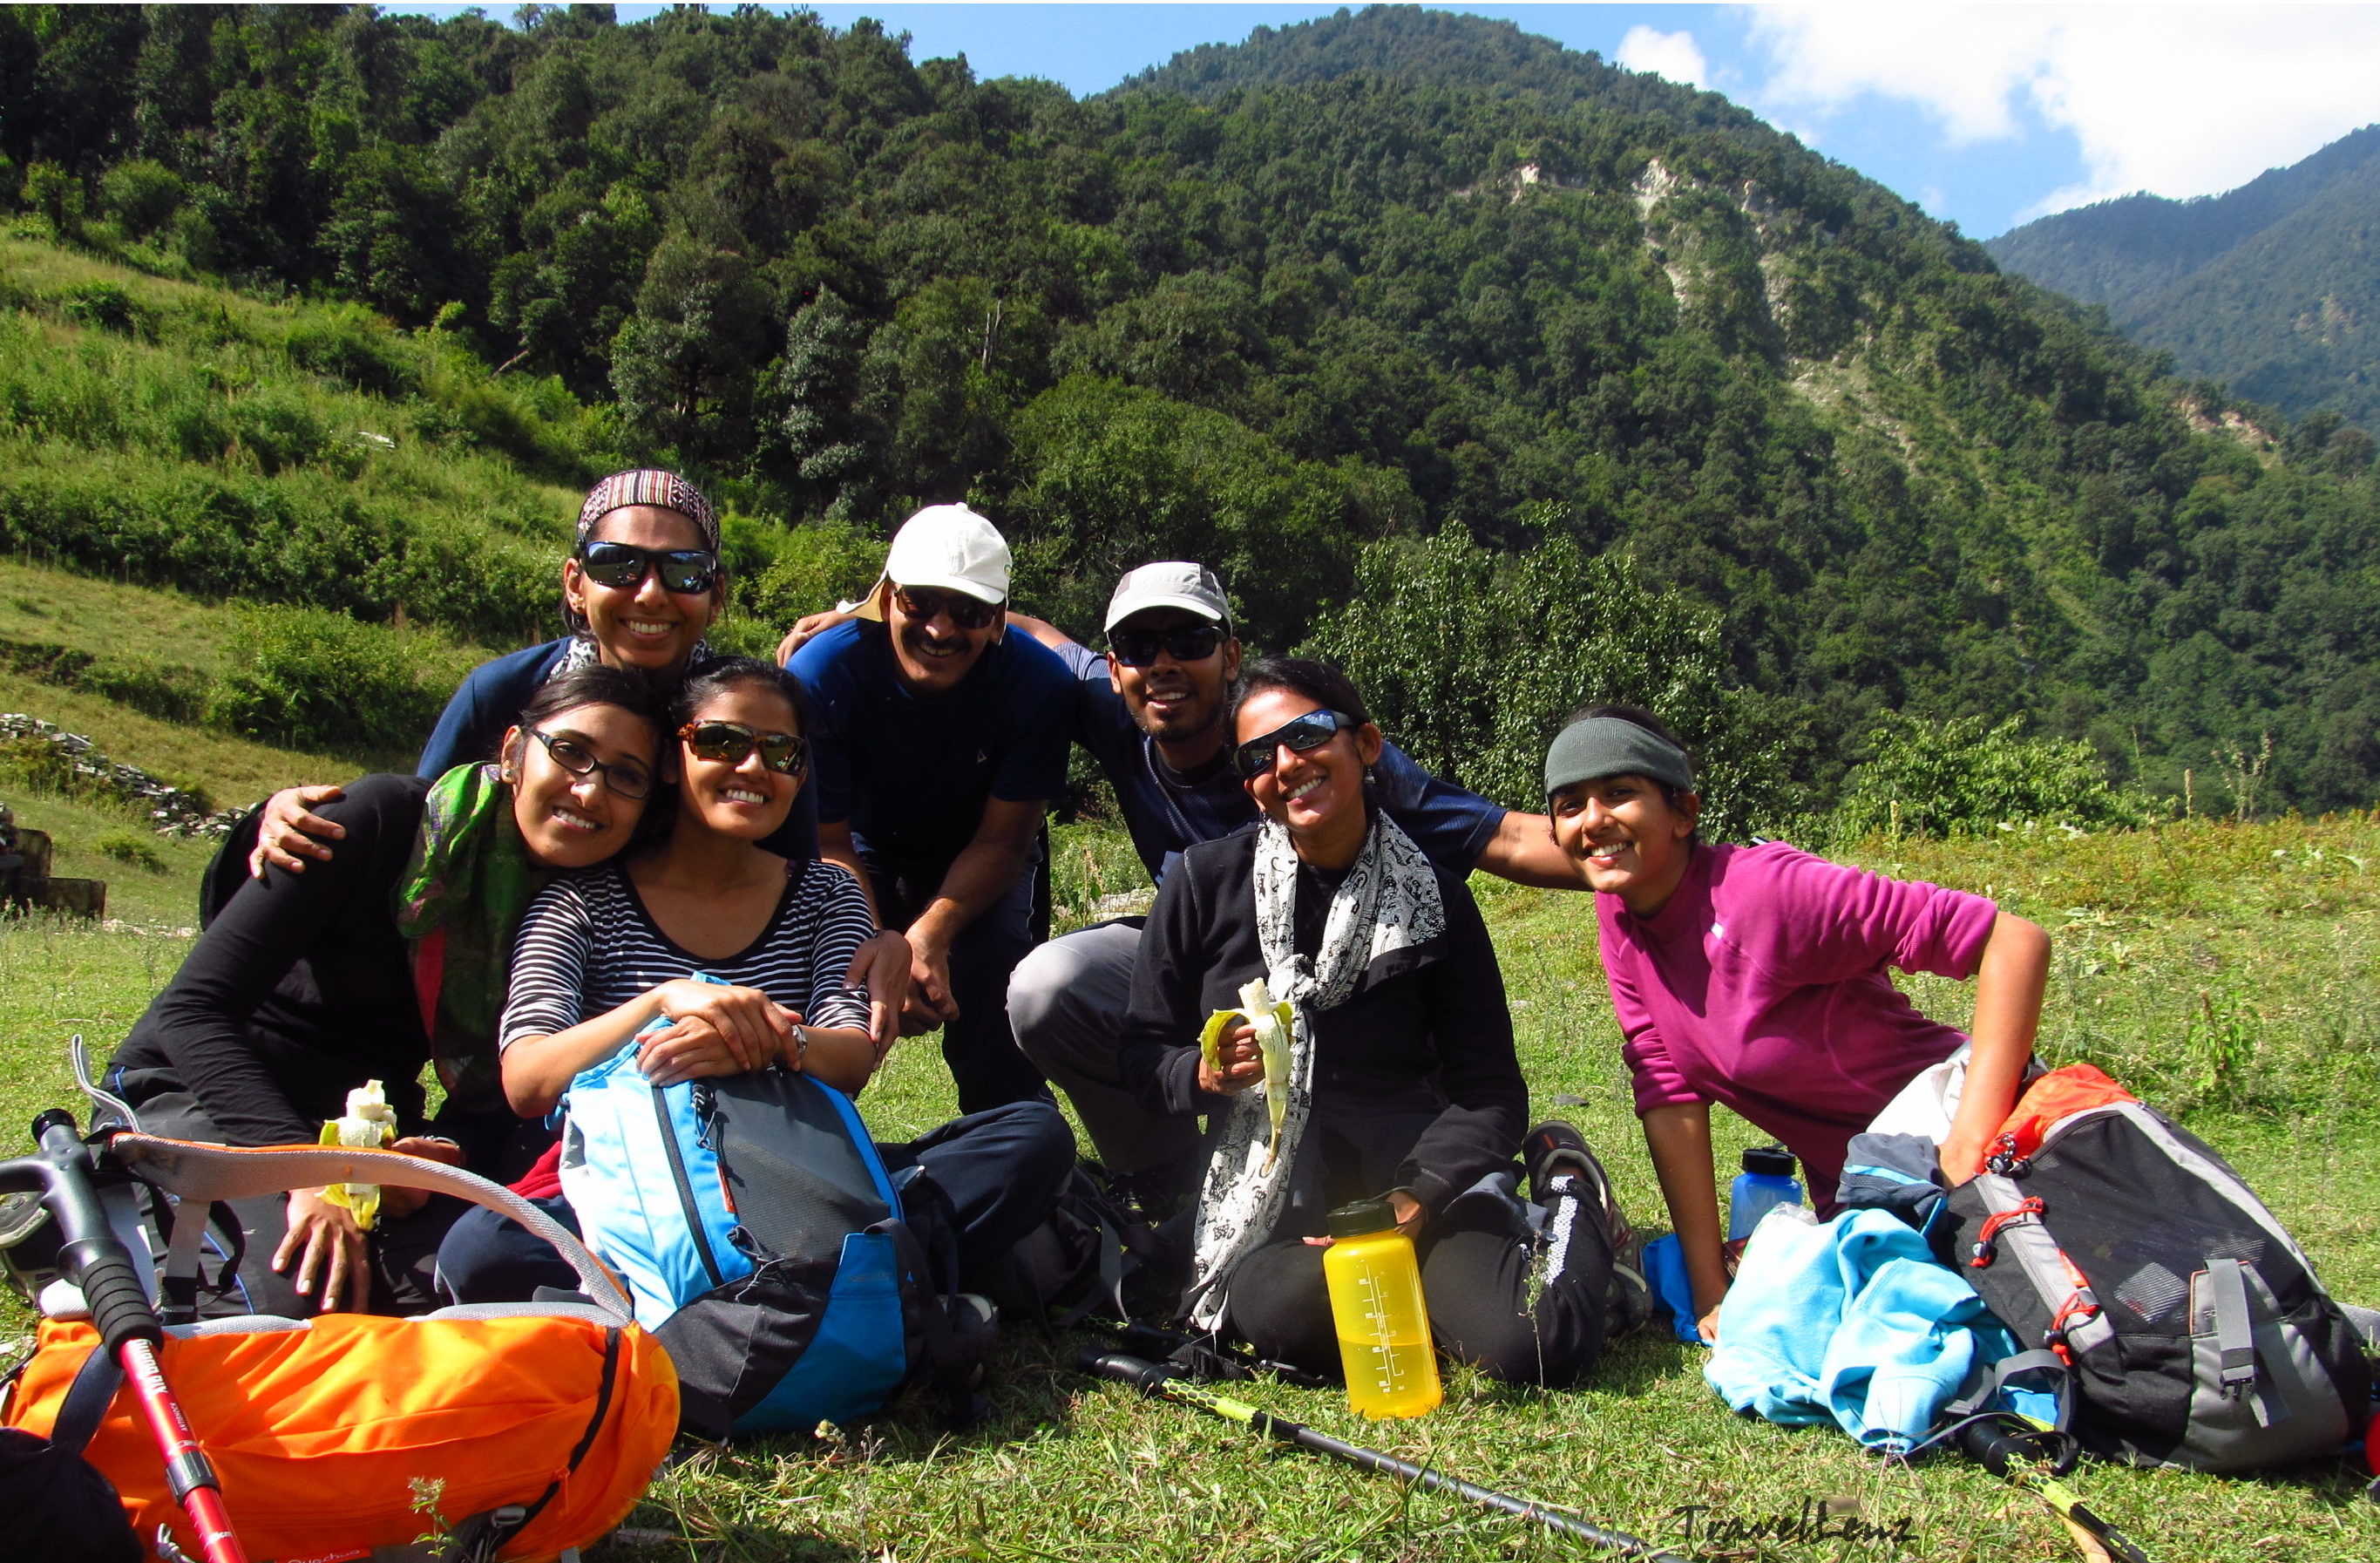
xmin=1103 ymin=561 xmax=1233 ymax=634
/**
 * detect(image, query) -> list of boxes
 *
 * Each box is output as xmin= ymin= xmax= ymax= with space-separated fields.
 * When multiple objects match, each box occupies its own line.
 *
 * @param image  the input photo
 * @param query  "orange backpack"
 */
xmin=2 ymin=1135 xmax=679 ymax=1563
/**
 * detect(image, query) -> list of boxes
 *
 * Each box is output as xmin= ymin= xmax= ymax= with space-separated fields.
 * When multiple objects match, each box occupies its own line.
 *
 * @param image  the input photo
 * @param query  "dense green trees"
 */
xmin=5 ymin=3 xmax=2378 ymax=817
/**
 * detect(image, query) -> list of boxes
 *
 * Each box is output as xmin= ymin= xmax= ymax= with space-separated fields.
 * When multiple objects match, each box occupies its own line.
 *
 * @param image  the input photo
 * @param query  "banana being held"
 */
xmin=1197 ymin=977 xmax=1297 ymax=1169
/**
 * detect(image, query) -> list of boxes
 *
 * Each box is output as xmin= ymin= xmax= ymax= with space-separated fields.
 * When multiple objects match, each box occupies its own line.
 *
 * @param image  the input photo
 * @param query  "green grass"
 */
xmin=3 ymin=809 xmax=2377 ymax=1560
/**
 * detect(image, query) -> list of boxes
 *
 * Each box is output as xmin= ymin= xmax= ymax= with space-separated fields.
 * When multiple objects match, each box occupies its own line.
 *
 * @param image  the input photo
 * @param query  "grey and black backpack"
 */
xmin=1944 ymin=1067 xmax=2375 ymax=1472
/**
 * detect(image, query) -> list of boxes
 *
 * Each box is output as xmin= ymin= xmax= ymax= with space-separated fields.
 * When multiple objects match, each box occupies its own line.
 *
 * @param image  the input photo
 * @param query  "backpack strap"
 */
xmin=49 ymin=1342 xmax=125 ymax=1459
xmin=1944 ymin=1347 xmax=2076 ymax=1433
xmin=105 ymin=1133 xmax=633 ymax=1325
xmin=2203 ymin=1256 xmax=2266 ymax=1411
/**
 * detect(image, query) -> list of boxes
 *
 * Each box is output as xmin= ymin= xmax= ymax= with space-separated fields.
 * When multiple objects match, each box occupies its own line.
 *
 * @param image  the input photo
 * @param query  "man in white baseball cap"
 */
xmin=787 ymin=505 xmax=1075 ymax=1111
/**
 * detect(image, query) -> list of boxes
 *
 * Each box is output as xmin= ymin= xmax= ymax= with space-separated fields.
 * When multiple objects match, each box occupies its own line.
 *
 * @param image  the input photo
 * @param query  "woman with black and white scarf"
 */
xmin=1115 ymin=657 xmax=1644 ymax=1386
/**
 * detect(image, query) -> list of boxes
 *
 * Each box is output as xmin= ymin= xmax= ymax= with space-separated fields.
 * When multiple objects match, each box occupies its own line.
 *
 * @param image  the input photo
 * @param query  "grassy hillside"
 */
xmin=11 ymin=5 xmax=2380 ymax=821
xmin=2 ymin=788 xmax=2375 ymax=1560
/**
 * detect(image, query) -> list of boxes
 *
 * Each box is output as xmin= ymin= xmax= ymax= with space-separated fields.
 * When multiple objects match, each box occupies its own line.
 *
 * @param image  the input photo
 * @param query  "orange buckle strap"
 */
xmin=1968 ymin=1196 xmax=2044 ymax=1268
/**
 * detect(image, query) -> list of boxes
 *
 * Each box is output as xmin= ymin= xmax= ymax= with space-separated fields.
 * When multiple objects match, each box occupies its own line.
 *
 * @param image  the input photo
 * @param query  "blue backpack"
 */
xmin=557 ymin=999 xmax=977 ymax=1440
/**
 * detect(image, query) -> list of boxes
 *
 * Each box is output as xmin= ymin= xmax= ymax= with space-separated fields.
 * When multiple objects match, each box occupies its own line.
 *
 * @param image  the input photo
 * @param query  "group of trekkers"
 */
xmin=107 ymin=467 xmax=2049 ymax=1394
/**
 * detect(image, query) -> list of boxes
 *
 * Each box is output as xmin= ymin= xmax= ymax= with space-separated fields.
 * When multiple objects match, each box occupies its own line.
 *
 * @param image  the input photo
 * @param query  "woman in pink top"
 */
xmin=1543 ymin=705 xmax=2051 ymax=1339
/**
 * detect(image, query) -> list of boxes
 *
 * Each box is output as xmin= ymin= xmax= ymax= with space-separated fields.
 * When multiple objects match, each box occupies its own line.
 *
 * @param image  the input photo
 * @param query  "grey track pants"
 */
xmin=1005 ymin=918 xmax=1203 ymax=1174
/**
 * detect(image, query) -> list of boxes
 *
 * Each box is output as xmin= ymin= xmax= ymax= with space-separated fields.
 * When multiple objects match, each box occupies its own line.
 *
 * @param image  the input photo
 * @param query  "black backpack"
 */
xmin=1945 ymin=1066 xmax=2375 ymax=1471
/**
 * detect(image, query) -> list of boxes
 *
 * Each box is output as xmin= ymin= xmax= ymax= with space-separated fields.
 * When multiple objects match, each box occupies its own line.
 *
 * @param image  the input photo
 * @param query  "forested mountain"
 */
xmin=1988 ymin=126 xmax=2380 ymax=428
xmin=3 ymin=3 xmax=2377 ymax=817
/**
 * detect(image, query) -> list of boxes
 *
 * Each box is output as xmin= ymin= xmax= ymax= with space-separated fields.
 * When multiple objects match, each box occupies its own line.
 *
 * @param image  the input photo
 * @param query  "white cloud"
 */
xmin=1617 ymin=24 xmax=1711 ymax=89
xmin=1741 ymin=4 xmax=2380 ymax=218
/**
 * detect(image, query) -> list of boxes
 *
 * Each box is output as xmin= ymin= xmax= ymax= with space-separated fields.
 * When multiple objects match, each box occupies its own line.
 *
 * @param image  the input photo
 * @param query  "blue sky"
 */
xmin=410 ymin=4 xmax=2380 ymax=240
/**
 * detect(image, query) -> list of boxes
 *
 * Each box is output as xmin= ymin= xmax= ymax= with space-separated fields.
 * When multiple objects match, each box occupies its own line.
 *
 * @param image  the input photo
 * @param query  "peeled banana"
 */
xmin=1197 ymin=977 xmax=1297 ymax=1169
xmin=317 ymin=1078 xmax=398 ymax=1229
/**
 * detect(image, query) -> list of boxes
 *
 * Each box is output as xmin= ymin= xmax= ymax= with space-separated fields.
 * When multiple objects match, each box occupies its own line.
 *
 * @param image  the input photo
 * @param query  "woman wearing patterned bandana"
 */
xmin=240 ymin=469 xmax=912 ymax=1044
xmin=1115 ymin=658 xmax=1640 ymax=1386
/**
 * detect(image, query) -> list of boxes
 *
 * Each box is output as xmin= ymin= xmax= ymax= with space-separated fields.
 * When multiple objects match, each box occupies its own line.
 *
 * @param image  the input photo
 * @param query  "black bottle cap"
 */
xmin=1742 ymin=1145 xmax=1797 ymax=1177
xmin=1327 ymin=1198 xmax=1396 ymax=1238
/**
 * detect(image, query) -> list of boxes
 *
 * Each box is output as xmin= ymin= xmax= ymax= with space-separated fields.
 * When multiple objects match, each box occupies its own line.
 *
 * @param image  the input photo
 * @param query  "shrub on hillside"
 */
xmin=208 ymin=606 xmax=457 ymax=757
xmin=1834 ymin=713 xmax=2159 ymax=840
xmin=1307 ymin=519 xmax=1800 ymax=841
xmin=98 ymin=160 xmax=186 ymax=240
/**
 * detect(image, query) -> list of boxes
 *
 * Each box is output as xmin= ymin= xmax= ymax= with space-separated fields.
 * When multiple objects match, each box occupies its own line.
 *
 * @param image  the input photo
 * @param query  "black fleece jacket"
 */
xmin=111 ymin=774 xmax=434 ymax=1145
xmin=1115 ymin=826 xmax=1527 ymax=1218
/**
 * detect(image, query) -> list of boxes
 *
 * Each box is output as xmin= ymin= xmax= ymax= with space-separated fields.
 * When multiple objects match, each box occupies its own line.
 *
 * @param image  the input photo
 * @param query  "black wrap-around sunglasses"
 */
xmin=1232 ymin=709 xmax=1364 ymax=779
xmin=576 ymin=540 xmax=719 ymax=595
xmin=1109 ymin=625 xmax=1224 ymax=667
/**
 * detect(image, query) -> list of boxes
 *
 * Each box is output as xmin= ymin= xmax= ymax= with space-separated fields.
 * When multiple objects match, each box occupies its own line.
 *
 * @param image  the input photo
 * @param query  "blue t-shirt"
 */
xmin=1052 ymin=641 xmax=1507 ymax=883
xmin=790 ymin=621 xmax=1075 ymax=866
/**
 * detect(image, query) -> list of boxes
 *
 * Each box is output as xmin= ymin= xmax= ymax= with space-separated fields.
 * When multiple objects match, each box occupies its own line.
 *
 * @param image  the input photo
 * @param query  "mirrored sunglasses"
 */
xmin=679 ymin=719 xmax=807 ymax=776
xmin=1232 ymin=709 xmax=1363 ymax=779
xmin=577 ymin=540 xmax=719 ymax=595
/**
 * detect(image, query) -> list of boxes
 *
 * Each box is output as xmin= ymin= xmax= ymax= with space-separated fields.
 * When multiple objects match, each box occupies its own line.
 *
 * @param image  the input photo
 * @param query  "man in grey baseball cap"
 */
xmin=1001 ymin=561 xmax=1580 ymax=1210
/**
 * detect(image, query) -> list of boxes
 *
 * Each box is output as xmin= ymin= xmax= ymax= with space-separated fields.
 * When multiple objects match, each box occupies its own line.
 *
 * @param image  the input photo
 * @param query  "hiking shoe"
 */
xmin=1522 ymin=1120 xmax=1655 ymax=1339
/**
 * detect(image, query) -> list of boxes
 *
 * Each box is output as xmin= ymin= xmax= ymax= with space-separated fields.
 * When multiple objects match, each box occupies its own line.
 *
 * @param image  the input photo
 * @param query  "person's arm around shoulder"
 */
xmin=1368 ymin=743 xmax=1576 ymax=888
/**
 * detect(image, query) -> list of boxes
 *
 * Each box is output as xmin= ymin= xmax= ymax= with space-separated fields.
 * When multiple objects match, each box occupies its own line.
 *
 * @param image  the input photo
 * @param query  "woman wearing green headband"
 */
xmin=1543 ymin=704 xmax=2048 ymax=1342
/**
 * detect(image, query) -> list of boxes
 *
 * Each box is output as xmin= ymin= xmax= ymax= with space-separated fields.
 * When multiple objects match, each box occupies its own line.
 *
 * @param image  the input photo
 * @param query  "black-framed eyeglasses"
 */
xmin=1233 ymin=709 xmax=1364 ymax=779
xmin=1109 ymin=624 xmax=1224 ymax=667
xmin=576 ymin=540 xmax=719 ymax=595
xmin=527 ymin=727 xmax=654 ymax=799
xmin=892 ymin=584 xmax=1003 ymax=629
xmin=678 ymin=719 xmax=807 ymax=777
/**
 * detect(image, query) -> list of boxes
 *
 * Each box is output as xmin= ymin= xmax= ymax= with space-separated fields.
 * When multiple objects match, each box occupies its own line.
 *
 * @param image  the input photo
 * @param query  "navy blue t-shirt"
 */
xmin=791 ymin=621 xmax=1075 ymax=866
xmin=1052 ymin=641 xmax=1507 ymax=883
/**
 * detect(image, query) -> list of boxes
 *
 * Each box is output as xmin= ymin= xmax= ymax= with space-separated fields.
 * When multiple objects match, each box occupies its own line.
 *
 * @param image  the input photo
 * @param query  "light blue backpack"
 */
xmin=557 ymin=985 xmax=972 ymax=1439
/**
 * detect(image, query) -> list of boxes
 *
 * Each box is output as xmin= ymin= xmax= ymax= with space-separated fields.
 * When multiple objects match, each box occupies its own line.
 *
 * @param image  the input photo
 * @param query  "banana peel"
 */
xmin=1197 ymin=977 xmax=1297 ymax=1169
xmin=318 ymin=1078 xmax=397 ymax=1230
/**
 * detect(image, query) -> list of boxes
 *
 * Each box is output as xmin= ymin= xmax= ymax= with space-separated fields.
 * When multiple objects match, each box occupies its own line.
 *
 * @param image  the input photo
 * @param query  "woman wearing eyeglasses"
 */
xmin=1115 ymin=658 xmax=1640 ymax=1386
xmin=105 ymin=665 xmax=670 ymax=1318
xmin=447 ymin=657 xmax=1073 ymax=1304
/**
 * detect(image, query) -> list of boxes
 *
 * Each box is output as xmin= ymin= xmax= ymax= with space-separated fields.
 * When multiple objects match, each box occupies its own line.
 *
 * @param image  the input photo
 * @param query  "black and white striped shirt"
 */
xmin=500 ymin=859 xmax=874 ymax=1048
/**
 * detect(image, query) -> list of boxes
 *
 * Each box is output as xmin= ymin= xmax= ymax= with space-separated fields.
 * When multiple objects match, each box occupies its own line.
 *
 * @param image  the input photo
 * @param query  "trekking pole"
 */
xmin=3 ymin=1111 xmax=249 ymax=1563
xmin=1958 ymin=1416 xmax=2149 ymax=1563
xmin=1077 ymin=1349 xmax=1688 ymax=1560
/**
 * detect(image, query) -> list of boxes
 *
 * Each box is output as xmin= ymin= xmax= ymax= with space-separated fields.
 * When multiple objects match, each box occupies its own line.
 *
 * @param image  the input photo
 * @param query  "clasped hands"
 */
xmin=641 ymin=977 xmax=813 ymax=1087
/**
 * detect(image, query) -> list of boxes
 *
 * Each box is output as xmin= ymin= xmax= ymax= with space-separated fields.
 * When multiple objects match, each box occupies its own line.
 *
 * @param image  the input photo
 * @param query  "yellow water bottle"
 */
xmin=1321 ymin=1198 xmax=1441 ymax=1418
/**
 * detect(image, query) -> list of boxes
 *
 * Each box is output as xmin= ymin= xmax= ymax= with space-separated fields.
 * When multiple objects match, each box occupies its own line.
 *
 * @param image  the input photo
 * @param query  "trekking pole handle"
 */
xmin=31 ymin=1110 xmax=162 ymax=1355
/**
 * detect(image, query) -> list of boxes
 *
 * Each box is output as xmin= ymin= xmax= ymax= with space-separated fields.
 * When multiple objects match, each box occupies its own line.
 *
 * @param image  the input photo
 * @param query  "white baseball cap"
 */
xmin=1103 ymin=561 xmax=1233 ymax=634
xmin=849 ymin=504 xmax=1011 ymax=620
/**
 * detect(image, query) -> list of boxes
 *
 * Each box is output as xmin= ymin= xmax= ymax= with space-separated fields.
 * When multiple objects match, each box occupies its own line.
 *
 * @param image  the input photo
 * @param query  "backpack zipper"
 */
xmin=653 ymin=1081 xmax=726 ymax=1288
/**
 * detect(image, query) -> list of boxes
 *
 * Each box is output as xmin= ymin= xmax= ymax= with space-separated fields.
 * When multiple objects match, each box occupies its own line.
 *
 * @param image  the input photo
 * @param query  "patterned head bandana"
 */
xmin=576 ymin=469 xmax=721 ymax=551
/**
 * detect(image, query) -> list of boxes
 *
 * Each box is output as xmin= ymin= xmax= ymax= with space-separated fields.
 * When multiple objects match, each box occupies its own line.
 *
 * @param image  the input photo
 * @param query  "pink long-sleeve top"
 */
xmin=1597 ymin=840 xmax=2000 ymax=1201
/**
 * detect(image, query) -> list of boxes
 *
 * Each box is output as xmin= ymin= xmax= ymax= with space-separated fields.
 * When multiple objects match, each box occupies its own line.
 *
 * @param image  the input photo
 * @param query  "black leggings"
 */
xmin=1224 ymin=1177 xmax=1617 ymax=1388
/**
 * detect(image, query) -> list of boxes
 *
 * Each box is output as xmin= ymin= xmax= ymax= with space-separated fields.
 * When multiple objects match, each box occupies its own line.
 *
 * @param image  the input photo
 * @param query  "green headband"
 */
xmin=1543 ymin=717 xmax=1696 ymax=798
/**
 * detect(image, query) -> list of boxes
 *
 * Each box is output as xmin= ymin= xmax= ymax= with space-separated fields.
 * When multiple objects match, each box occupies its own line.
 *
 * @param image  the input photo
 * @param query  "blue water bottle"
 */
xmin=1727 ymin=1145 xmax=1804 ymax=1240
